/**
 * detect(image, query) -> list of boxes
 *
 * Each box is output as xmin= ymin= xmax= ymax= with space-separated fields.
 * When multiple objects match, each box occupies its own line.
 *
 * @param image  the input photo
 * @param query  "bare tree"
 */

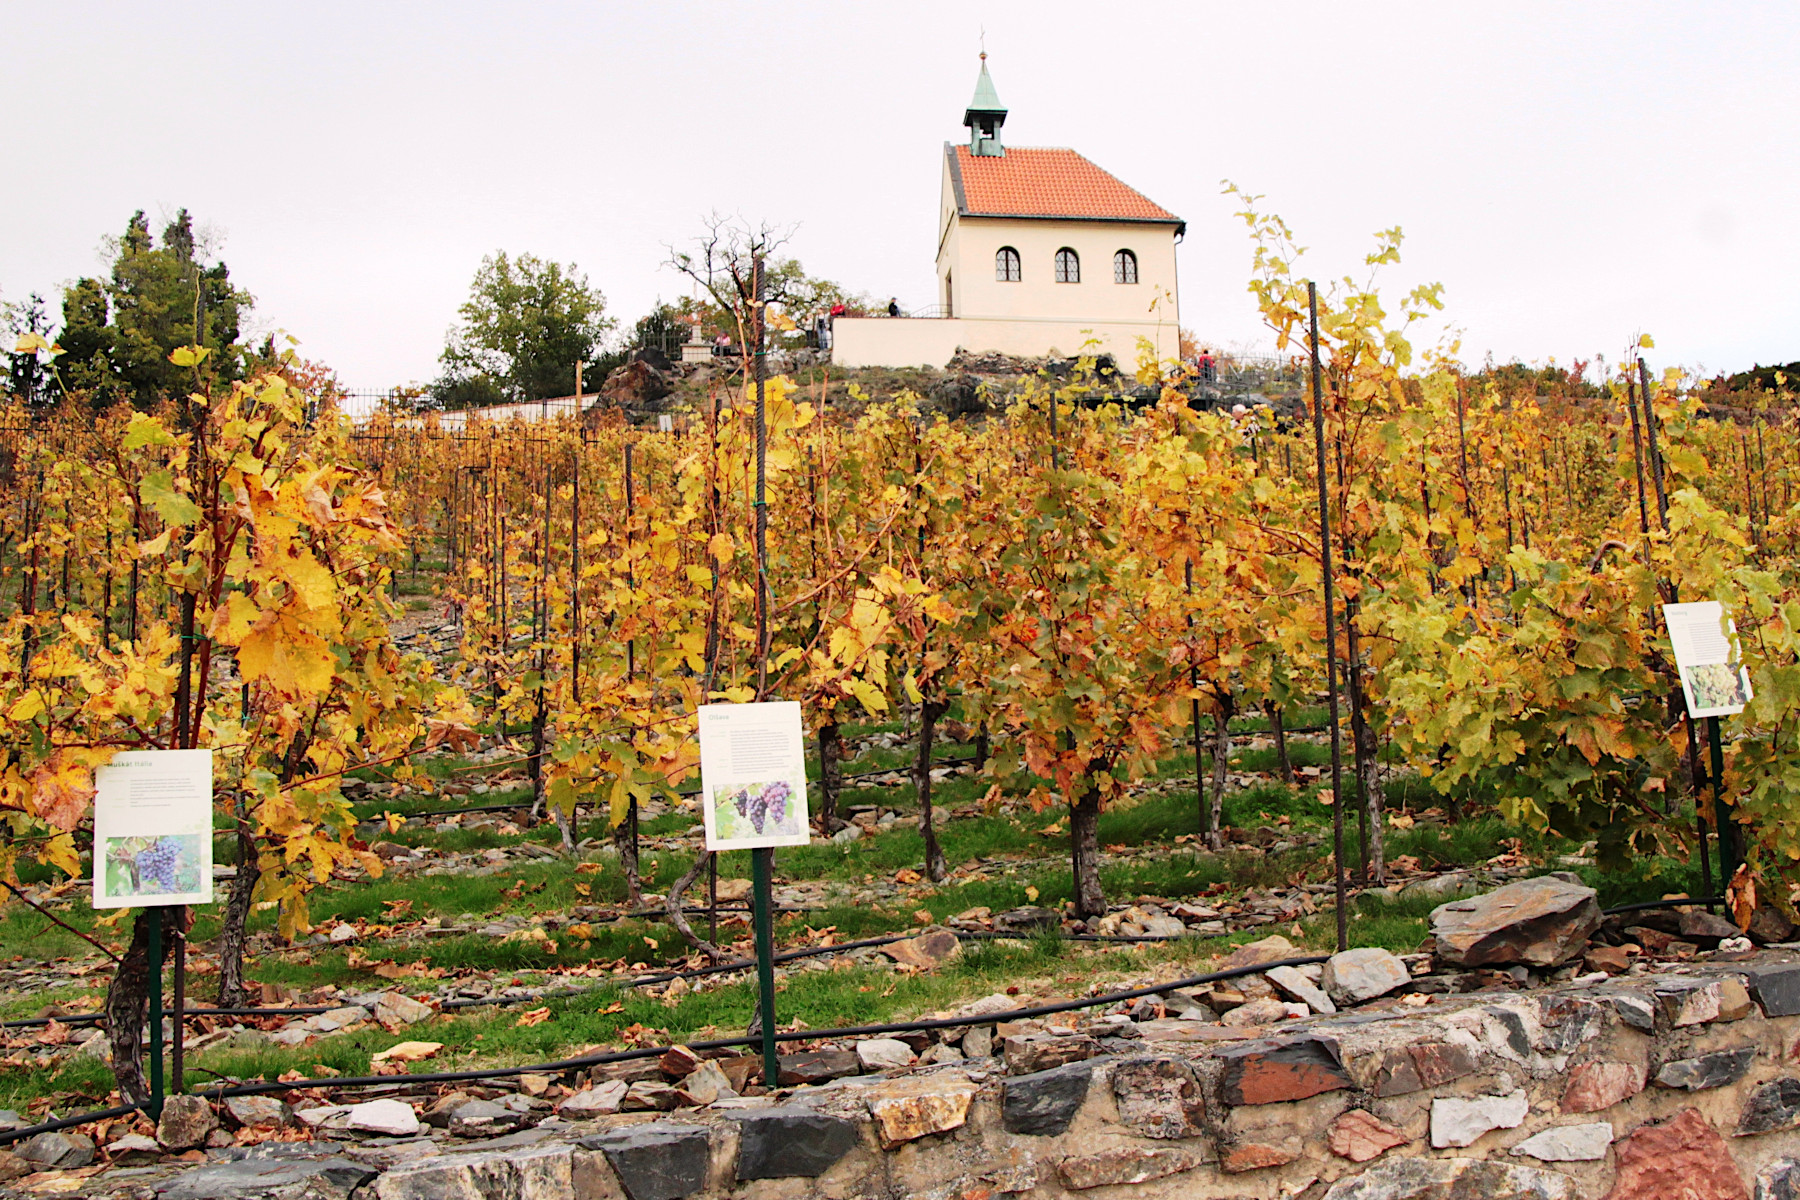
xmin=666 ymin=215 xmax=799 ymax=353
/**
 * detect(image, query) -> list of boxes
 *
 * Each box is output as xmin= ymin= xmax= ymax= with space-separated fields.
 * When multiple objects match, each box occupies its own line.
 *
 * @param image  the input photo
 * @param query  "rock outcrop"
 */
xmin=1429 ymin=876 xmax=1603 ymax=967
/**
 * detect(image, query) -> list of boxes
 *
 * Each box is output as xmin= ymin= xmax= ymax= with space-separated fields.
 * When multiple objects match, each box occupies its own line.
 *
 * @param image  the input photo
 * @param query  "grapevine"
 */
xmin=3 ymin=203 xmax=1800 ymax=1104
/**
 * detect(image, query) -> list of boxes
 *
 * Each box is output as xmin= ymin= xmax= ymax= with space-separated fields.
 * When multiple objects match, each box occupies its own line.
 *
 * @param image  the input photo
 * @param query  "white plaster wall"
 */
xmin=936 ymin=171 xmax=962 ymax=316
xmin=942 ymin=217 xmax=1179 ymax=327
xmin=831 ymin=316 xmax=1179 ymax=370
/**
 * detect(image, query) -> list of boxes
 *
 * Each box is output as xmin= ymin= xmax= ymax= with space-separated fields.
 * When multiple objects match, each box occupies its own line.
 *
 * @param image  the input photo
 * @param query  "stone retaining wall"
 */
xmin=343 ymin=956 xmax=1800 ymax=1200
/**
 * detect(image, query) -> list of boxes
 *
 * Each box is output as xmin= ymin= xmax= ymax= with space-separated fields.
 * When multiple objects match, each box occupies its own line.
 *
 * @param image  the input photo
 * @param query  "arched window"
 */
xmin=995 ymin=247 xmax=1021 ymax=282
xmin=1113 ymin=249 xmax=1139 ymax=284
xmin=1054 ymin=248 xmax=1080 ymax=284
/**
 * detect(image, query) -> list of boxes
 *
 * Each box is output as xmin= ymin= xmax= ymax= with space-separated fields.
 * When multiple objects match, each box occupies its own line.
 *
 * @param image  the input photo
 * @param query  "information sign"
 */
xmin=92 ymin=749 xmax=214 ymax=909
xmin=698 ymin=701 xmax=811 ymax=851
xmin=1663 ymin=601 xmax=1754 ymax=719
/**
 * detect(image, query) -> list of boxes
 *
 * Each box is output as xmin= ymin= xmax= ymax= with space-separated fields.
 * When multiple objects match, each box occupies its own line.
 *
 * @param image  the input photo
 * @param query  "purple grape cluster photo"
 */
xmin=134 ymin=837 xmax=184 ymax=891
xmin=104 ymin=833 xmax=202 ymax=898
xmin=729 ymin=779 xmax=794 ymax=835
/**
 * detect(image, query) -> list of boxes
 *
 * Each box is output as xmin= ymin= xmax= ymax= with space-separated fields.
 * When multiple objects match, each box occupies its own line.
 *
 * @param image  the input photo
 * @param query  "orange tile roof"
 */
xmin=947 ymin=145 xmax=1183 ymax=231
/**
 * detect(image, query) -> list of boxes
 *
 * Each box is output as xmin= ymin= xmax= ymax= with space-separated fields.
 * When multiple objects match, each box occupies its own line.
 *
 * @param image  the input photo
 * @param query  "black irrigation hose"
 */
xmin=0 ymin=1102 xmax=140 ymax=1146
xmin=354 ymin=754 xmax=982 ymax=819
xmin=0 ymin=918 xmax=1237 ymax=1034
xmin=0 ymin=932 xmax=930 ymax=1031
xmin=0 ymin=893 xmax=1739 ymax=1147
xmin=381 ymin=802 xmax=538 ymax=821
xmin=0 ymin=895 xmax=1747 ymax=1142
xmin=838 ymin=756 xmax=981 ymax=783
xmin=3 ymin=1012 xmax=104 ymax=1031
xmin=3 ymin=946 xmax=1334 ymax=1146
xmin=3 ymin=894 xmax=1737 ymax=1034
xmin=186 ymin=952 xmax=1332 ymax=1105
xmin=674 ymin=756 xmax=981 ymax=798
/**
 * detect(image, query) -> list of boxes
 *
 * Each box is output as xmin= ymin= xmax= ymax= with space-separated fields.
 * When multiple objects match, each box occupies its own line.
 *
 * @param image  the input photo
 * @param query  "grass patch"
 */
xmin=0 ymin=727 xmax=1653 ymax=1117
xmin=13 ymin=935 xmax=1203 ymax=1104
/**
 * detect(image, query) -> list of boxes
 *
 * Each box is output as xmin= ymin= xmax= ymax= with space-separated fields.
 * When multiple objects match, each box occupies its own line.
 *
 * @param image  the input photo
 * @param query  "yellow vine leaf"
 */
xmin=6 ymin=692 xmax=45 ymax=723
xmin=608 ymin=777 xmax=630 ymax=827
xmin=274 ymin=549 xmax=338 ymax=612
xmin=207 ymin=593 xmax=260 ymax=645
xmin=239 ymin=609 xmax=337 ymax=697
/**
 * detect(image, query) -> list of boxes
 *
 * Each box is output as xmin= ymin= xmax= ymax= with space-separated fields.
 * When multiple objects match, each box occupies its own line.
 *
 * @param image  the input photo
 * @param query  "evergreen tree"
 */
xmin=57 ymin=278 xmax=112 ymax=395
xmin=57 ymin=210 xmax=251 ymax=408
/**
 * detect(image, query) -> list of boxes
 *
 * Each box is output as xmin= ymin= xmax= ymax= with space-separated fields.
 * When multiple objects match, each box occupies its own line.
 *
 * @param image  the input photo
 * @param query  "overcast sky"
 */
xmin=4 ymin=2 xmax=1795 ymax=389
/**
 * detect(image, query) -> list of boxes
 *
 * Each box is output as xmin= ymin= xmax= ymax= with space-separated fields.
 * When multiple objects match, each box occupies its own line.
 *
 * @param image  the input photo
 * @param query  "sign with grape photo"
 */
xmin=697 ymin=701 xmax=812 ymax=850
xmin=1663 ymin=601 xmax=1754 ymax=719
xmin=92 ymin=749 xmax=214 ymax=908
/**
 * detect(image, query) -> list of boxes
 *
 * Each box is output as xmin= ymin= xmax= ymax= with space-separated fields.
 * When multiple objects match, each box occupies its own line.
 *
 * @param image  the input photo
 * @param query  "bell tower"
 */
xmin=963 ymin=53 xmax=1007 ymax=158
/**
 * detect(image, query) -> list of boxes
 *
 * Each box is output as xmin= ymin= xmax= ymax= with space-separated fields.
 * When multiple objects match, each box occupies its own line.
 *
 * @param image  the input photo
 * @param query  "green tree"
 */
xmin=633 ymin=299 xmax=717 ymax=355
xmin=433 ymin=252 xmax=614 ymax=407
xmin=760 ymin=258 xmax=870 ymax=325
xmin=56 ymin=209 xmax=250 ymax=408
xmin=57 ymin=278 xmax=112 ymax=394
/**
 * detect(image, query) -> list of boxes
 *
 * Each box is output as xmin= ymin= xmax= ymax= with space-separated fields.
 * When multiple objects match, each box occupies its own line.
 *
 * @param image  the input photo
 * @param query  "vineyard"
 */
xmin=1 ymin=212 xmax=1798 ymax=1155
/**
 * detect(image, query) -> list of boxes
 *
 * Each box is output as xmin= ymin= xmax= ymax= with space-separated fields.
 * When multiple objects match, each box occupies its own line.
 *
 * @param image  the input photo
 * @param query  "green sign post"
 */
xmin=751 ymin=848 xmax=780 ymax=1084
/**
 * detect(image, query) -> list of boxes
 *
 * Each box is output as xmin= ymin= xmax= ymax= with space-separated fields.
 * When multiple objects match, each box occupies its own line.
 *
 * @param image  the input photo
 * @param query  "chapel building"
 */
xmin=833 ymin=57 xmax=1185 ymax=369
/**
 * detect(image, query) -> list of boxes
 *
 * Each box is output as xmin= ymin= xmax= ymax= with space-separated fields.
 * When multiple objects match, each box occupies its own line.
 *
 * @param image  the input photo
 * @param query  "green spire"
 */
xmin=963 ymin=53 xmax=1007 ymax=157
xmin=967 ymin=57 xmax=1004 ymax=116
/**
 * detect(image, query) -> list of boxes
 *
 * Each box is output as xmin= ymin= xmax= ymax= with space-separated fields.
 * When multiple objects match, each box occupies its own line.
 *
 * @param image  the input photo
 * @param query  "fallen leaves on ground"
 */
xmin=615 ymin=1022 xmax=667 ymax=1048
xmin=18 ymin=1165 xmax=106 ymax=1194
xmin=515 ymin=1007 xmax=552 ymax=1027
xmin=500 ymin=928 xmax=557 ymax=953
xmin=1487 ymin=837 xmax=1527 ymax=868
xmin=371 ymin=1040 xmax=443 ymax=1064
